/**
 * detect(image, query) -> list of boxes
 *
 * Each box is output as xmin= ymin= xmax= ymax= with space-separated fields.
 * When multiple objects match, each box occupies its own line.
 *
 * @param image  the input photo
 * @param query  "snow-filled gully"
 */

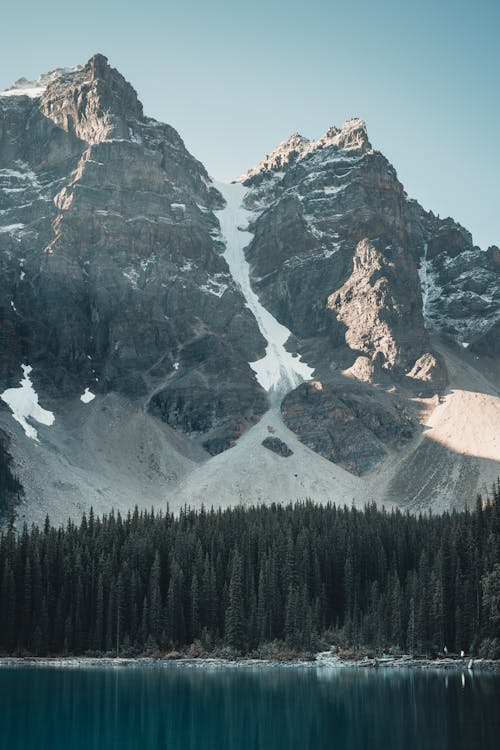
xmin=0 ymin=364 xmax=55 ymax=441
xmin=418 ymin=241 xmax=441 ymax=327
xmin=215 ymin=182 xmax=313 ymax=399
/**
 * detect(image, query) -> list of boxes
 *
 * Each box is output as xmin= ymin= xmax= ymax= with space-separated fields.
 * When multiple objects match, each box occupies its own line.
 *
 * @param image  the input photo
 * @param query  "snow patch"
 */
xmin=0 ymin=364 xmax=55 ymax=440
xmin=80 ymin=388 xmax=96 ymax=404
xmin=0 ymin=86 xmax=45 ymax=98
xmin=0 ymin=223 xmax=24 ymax=234
xmin=323 ymin=184 xmax=346 ymax=195
xmin=215 ymin=182 xmax=314 ymax=396
xmin=0 ymin=66 xmax=81 ymax=99
xmin=140 ymin=255 xmax=156 ymax=272
xmin=241 ymin=122 xmax=368 ymax=182
xmin=418 ymin=242 xmax=442 ymax=326
xmin=200 ymin=274 xmax=229 ymax=298
xmin=122 ymin=269 xmax=139 ymax=287
xmin=128 ymin=127 xmax=142 ymax=145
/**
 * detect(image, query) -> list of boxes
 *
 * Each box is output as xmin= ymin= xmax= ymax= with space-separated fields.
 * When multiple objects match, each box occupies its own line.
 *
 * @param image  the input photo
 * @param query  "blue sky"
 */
xmin=1 ymin=0 xmax=498 ymax=248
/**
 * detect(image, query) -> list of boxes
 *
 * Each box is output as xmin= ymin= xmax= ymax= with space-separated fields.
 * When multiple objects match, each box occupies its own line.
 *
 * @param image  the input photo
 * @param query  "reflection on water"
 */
xmin=0 ymin=663 xmax=498 ymax=750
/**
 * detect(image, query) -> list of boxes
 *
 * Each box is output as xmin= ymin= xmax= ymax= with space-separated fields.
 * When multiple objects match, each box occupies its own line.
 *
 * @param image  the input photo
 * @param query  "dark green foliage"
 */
xmin=0 ymin=481 xmax=499 ymax=657
xmin=0 ymin=431 xmax=23 ymax=518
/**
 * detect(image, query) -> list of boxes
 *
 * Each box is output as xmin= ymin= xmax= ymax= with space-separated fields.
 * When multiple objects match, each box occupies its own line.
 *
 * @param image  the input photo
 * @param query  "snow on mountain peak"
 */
xmin=0 ymin=66 xmax=82 ymax=99
xmin=240 ymin=118 xmax=371 ymax=182
xmin=239 ymin=133 xmax=311 ymax=182
xmin=319 ymin=118 xmax=370 ymax=151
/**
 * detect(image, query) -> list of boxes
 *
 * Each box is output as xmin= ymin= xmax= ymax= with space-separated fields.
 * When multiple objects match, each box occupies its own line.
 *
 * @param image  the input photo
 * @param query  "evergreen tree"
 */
xmin=225 ymin=551 xmax=245 ymax=651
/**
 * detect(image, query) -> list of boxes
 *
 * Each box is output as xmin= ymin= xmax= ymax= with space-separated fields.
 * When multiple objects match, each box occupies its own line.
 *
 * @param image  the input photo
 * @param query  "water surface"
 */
xmin=0 ymin=662 xmax=498 ymax=749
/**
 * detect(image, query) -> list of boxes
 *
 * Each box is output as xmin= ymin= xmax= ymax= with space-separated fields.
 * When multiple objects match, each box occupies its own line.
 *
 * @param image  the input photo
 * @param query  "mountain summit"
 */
xmin=0 ymin=56 xmax=498 ymax=524
xmin=241 ymin=118 xmax=371 ymax=182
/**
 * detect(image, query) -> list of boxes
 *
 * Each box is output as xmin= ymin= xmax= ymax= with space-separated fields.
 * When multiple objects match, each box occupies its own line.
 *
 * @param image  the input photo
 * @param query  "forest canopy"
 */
xmin=0 ymin=482 xmax=499 ymax=659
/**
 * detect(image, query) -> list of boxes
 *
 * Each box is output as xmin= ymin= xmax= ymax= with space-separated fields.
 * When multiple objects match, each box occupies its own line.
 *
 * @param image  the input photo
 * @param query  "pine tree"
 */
xmin=148 ymin=551 xmax=162 ymax=643
xmin=225 ymin=551 xmax=245 ymax=652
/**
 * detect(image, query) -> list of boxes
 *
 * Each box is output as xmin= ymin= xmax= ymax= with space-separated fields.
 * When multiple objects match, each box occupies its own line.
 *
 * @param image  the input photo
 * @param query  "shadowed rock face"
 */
xmin=471 ymin=321 xmax=500 ymax=357
xmin=261 ymin=436 xmax=293 ymax=457
xmin=148 ymin=334 xmax=268 ymax=455
xmin=281 ymin=381 xmax=416 ymax=476
xmin=0 ymin=54 xmax=267 ymax=452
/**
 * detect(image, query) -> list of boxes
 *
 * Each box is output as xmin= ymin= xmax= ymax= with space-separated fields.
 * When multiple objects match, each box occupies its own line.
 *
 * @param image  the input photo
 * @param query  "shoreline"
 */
xmin=0 ymin=653 xmax=498 ymax=672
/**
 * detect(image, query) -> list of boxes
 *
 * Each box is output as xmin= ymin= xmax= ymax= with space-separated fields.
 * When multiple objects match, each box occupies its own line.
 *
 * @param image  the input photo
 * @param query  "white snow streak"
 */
xmin=0 ymin=86 xmax=45 ymax=98
xmin=418 ymin=241 xmax=441 ymax=325
xmin=0 ymin=364 xmax=55 ymax=440
xmin=215 ymin=181 xmax=313 ymax=397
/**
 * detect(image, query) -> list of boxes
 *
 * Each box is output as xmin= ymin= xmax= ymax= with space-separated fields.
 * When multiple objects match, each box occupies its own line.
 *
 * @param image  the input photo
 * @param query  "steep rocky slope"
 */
xmin=0 ymin=56 xmax=498 ymax=523
xmin=0 ymin=55 xmax=268 ymax=463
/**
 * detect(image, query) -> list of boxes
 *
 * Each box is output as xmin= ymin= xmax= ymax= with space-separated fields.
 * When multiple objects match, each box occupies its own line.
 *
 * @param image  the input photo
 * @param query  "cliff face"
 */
xmin=0 ymin=55 xmax=267 ymax=455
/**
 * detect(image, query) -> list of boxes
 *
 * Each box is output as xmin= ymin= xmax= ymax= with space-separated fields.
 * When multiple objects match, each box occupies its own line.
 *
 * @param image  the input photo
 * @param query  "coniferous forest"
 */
xmin=0 ymin=484 xmax=499 ymax=659
xmin=0 ymin=433 xmax=23 ymax=518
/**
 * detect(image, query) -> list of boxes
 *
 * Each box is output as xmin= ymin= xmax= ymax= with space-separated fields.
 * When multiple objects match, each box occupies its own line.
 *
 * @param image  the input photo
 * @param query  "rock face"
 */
xmin=418 ymin=232 xmax=500 ymax=344
xmin=261 ymin=436 xmax=293 ymax=457
xmin=281 ymin=381 xmax=415 ymax=475
xmin=0 ymin=55 xmax=267 ymax=455
xmin=326 ymin=237 xmax=425 ymax=373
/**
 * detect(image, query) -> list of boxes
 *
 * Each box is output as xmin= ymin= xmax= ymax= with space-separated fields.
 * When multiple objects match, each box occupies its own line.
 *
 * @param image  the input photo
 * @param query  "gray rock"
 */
xmin=281 ymin=380 xmax=416 ymax=475
xmin=261 ymin=436 xmax=293 ymax=457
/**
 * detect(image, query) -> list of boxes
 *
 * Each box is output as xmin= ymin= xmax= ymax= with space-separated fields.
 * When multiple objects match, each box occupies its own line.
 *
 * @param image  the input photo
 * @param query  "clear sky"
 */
xmin=1 ymin=0 xmax=498 ymax=248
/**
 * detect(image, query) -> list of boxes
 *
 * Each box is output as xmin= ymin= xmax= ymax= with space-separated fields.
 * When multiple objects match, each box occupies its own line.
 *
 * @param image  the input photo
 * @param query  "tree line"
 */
xmin=0 ymin=483 xmax=499 ymax=658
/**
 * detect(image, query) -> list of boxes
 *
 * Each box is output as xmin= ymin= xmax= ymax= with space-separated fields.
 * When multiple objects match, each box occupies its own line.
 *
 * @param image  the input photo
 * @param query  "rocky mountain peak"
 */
xmin=318 ymin=117 xmax=371 ymax=152
xmin=37 ymin=53 xmax=144 ymax=144
xmin=240 ymin=132 xmax=311 ymax=181
xmin=241 ymin=117 xmax=372 ymax=183
xmin=0 ymin=66 xmax=82 ymax=99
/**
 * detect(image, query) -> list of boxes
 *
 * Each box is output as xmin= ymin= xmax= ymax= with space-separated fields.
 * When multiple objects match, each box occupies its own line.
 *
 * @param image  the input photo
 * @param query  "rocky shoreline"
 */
xmin=0 ymin=653 xmax=498 ymax=672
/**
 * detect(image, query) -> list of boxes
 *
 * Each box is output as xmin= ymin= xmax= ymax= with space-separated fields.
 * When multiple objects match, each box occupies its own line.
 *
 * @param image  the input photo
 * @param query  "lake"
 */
xmin=0 ymin=662 xmax=498 ymax=749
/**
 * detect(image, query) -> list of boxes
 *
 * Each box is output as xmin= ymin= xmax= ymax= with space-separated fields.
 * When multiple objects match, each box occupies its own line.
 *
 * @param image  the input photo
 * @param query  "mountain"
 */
xmin=0 ymin=55 xmax=498 ymax=525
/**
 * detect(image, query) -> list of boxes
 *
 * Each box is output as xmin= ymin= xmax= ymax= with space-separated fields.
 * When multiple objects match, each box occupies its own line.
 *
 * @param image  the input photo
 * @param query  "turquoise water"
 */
xmin=0 ymin=663 xmax=498 ymax=749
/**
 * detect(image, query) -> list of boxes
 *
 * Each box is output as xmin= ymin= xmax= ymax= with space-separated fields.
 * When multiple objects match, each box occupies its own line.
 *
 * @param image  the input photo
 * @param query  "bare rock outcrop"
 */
xmin=281 ymin=380 xmax=416 ymax=475
xmin=261 ymin=436 xmax=293 ymax=457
